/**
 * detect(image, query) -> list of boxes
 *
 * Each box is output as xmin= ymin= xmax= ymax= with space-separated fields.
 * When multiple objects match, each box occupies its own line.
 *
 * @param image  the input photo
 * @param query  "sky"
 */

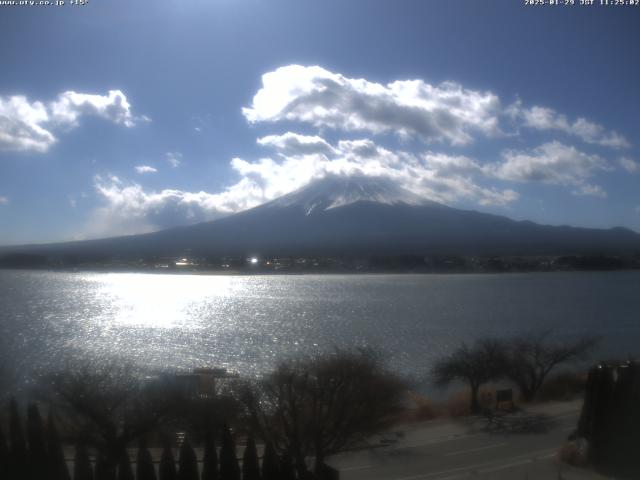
xmin=0 ymin=0 xmax=639 ymax=245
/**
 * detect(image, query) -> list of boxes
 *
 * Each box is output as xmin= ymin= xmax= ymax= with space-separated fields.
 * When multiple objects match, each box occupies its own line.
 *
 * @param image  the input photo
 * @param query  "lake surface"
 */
xmin=1 ymin=269 xmax=639 ymax=391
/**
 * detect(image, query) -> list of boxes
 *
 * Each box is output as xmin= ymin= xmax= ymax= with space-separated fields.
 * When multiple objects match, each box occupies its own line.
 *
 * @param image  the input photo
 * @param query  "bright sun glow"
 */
xmin=94 ymin=273 xmax=237 ymax=328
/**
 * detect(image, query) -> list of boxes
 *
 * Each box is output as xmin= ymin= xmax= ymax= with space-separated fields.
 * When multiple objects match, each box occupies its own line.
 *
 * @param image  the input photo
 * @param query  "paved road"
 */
xmin=327 ymin=401 xmax=606 ymax=480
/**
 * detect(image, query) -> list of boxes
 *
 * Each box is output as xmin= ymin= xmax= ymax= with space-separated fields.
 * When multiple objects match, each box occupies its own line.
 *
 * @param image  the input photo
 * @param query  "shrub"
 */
xmin=538 ymin=372 xmax=587 ymax=402
xmin=136 ymin=440 xmax=157 ymax=480
xmin=241 ymin=436 xmax=260 ymax=480
xmin=9 ymin=398 xmax=27 ymax=479
xmin=47 ymin=413 xmax=71 ymax=480
xmin=95 ymin=454 xmax=116 ymax=480
xmin=74 ymin=443 xmax=94 ymax=480
xmin=0 ymin=427 xmax=9 ymax=479
xmin=27 ymin=403 xmax=48 ymax=478
xmin=178 ymin=437 xmax=199 ymax=480
xmin=445 ymin=386 xmax=497 ymax=417
xmin=260 ymin=442 xmax=279 ymax=480
xmin=117 ymin=451 xmax=135 ymax=480
xmin=159 ymin=444 xmax=177 ymax=480
xmin=219 ymin=426 xmax=240 ymax=480
xmin=408 ymin=393 xmax=440 ymax=421
xmin=201 ymin=431 xmax=218 ymax=480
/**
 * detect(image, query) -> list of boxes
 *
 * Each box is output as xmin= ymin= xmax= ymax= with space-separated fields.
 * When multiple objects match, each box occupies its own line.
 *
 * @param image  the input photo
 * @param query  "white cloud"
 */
xmin=135 ymin=165 xmax=158 ymax=174
xmin=513 ymin=104 xmax=630 ymax=149
xmin=417 ymin=153 xmax=518 ymax=206
xmin=89 ymin=134 xmax=523 ymax=236
xmin=336 ymin=139 xmax=382 ymax=159
xmin=166 ymin=152 xmax=182 ymax=168
xmin=0 ymin=196 xmax=8 ymax=205
xmin=88 ymin=173 xmax=275 ymax=237
xmin=243 ymin=65 xmax=501 ymax=145
xmin=490 ymin=142 xmax=609 ymax=194
xmin=237 ymin=135 xmax=518 ymax=207
xmin=244 ymin=65 xmax=629 ymax=155
xmin=0 ymin=96 xmax=56 ymax=152
xmin=619 ymin=157 xmax=639 ymax=174
xmin=516 ymin=105 xmax=570 ymax=131
xmin=572 ymin=184 xmax=607 ymax=198
xmin=257 ymin=132 xmax=336 ymax=156
xmin=422 ymin=152 xmax=484 ymax=177
xmin=0 ymin=90 xmax=143 ymax=153
xmin=49 ymin=90 xmax=137 ymax=128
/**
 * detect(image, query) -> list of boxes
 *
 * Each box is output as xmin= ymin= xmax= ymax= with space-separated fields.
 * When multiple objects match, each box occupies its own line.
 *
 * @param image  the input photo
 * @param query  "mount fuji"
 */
xmin=3 ymin=175 xmax=640 ymax=259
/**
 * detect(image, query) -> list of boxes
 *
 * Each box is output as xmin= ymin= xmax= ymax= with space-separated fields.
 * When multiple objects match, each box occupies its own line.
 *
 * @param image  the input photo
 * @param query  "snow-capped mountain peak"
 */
xmin=268 ymin=175 xmax=431 ymax=215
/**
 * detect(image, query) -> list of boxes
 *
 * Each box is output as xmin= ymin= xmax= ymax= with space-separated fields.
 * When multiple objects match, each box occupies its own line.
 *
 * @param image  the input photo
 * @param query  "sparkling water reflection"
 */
xmin=0 ymin=270 xmax=639 ymax=390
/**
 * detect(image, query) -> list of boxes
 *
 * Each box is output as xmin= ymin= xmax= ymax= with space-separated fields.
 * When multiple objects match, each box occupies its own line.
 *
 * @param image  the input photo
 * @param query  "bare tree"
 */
xmin=241 ymin=349 xmax=407 ymax=477
xmin=505 ymin=331 xmax=598 ymax=402
xmin=432 ymin=339 xmax=508 ymax=414
xmin=42 ymin=364 xmax=185 ymax=471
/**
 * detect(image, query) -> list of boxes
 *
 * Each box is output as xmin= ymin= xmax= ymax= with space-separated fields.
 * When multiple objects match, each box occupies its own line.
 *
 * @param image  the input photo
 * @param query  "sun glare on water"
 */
xmin=94 ymin=273 xmax=238 ymax=329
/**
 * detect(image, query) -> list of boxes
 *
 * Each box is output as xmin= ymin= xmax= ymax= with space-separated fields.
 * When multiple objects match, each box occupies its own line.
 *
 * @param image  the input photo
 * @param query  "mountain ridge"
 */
xmin=1 ymin=175 xmax=639 ymax=259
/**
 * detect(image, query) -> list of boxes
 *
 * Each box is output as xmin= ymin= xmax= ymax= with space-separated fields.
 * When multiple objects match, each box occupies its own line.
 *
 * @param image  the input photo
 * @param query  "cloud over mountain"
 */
xmin=257 ymin=132 xmax=337 ymax=156
xmin=243 ymin=65 xmax=629 ymax=151
xmin=83 ymin=66 xmax=632 ymax=237
xmin=243 ymin=65 xmax=501 ymax=145
xmin=88 ymin=175 xmax=236 ymax=238
xmin=90 ymin=133 xmax=523 ymax=236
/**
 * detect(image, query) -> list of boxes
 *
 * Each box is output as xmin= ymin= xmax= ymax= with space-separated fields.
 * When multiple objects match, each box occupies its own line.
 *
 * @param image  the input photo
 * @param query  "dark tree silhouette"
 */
xmin=47 ymin=413 xmax=71 ymax=480
xmin=117 ymin=451 xmax=135 ymax=480
xmin=432 ymin=339 xmax=508 ymax=413
xmin=178 ymin=437 xmax=199 ymax=480
xmin=241 ymin=436 xmax=260 ymax=480
xmin=219 ymin=426 xmax=240 ymax=480
xmin=505 ymin=332 xmax=598 ymax=402
xmin=9 ymin=398 xmax=28 ymax=479
xmin=159 ymin=444 xmax=177 ymax=480
xmin=137 ymin=440 xmax=157 ymax=480
xmin=176 ymin=393 xmax=241 ymax=444
xmin=279 ymin=452 xmax=295 ymax=480
xmin=242 ymin=349 xmax=407 ymax=476
xmin=0 ymin=427 xmax=9 ymax=480
xmin=74 ymin=443 xmax=95 ymax=480
xmin=27 ymin=403 xmax=48 ymax=479
xmin=260 ymin=442 xmax=279 ymax=480
xmin=45 ymin=365 xmax=184 ymax=473
xmin=95 ymin=454 xmax=116 ymax=480
xmin=201 ymin=431 xmax=218 ymax=480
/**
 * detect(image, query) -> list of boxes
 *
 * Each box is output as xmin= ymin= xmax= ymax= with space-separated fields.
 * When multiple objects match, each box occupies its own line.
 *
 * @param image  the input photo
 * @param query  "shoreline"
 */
xmin=2 ymin=265 xmax=640 ymax=276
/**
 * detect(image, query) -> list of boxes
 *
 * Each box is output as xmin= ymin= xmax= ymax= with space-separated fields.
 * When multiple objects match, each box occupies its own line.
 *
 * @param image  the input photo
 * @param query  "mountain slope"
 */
xmin=3 ymin=175 xmax=640 ymax=259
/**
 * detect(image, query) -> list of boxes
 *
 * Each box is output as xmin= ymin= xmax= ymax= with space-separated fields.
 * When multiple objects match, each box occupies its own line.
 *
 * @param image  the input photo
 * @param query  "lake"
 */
xmin=1 ymin=269 xmax=639 ymax=392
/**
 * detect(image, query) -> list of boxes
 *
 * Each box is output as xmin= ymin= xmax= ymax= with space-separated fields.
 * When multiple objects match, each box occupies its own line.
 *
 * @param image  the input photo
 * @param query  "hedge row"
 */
xmin=0 ymin=400 xmax=297 ymax=480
